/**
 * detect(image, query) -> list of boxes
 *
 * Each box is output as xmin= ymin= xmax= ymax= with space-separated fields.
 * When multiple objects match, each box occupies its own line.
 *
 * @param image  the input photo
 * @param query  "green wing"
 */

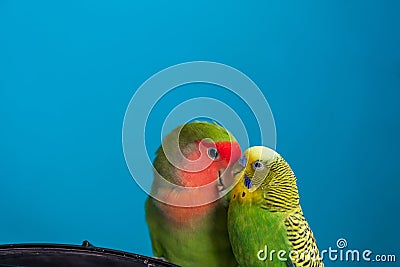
xmin=256 ymin=156 xmax=324 ymax=267
xmin=146 ymin=196 xmax=238 ymax=267
xmin=145 ymin=197 xmax=166 ymax=258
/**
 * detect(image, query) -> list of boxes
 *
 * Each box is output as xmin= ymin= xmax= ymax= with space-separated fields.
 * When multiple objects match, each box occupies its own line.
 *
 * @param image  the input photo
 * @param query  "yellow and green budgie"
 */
xmin=228 ymin=146 xmax=324 ymax=267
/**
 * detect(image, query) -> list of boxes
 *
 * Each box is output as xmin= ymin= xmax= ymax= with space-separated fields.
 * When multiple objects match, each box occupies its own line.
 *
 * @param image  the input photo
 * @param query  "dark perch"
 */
xmin=0 ymin=241 xmax=179 ymax=267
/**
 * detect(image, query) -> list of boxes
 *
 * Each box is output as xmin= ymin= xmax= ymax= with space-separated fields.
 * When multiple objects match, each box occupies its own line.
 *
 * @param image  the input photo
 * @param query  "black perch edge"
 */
xmin=0 ymin=241 xmax=179 ymax=267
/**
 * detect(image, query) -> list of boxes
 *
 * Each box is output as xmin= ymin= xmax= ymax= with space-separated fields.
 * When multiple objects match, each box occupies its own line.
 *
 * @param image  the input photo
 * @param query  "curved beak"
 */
xmin=217 ymin=169 xmax=225 ymax=192
xmin=217 ymin=159 xmax=245 ymax=193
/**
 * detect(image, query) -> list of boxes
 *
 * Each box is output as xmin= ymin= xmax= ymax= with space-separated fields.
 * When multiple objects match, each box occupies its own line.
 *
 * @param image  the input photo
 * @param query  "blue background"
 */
xmin=1 ymin=1 xmax=399 ymax=265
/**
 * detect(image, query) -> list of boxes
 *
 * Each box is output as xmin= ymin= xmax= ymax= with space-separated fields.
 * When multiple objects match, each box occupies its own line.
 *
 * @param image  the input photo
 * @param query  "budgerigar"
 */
xmin=228 ymin=146 xmax=324 ymax=267
xmin=145 ymin=122 xmax=241 ymax=267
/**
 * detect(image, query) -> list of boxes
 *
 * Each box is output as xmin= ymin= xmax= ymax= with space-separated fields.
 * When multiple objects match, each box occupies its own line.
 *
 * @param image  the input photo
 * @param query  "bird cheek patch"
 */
xmin=244 ymin=174 xmax=253 ymax=189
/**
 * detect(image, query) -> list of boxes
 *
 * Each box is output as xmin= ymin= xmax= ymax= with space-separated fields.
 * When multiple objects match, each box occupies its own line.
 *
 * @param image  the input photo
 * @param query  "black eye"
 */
xmin=207 ymin=147 xmax=219 ymax=160
xmin=252 ymin=160 xmax=264 ymax=170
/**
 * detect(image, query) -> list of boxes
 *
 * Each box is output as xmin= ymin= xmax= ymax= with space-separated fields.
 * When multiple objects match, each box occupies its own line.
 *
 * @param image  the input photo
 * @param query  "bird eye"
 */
xmin=207 ymin=147 xmax=219 ymax=160
xmin=252 ymin=160 xmax=264 ymax=170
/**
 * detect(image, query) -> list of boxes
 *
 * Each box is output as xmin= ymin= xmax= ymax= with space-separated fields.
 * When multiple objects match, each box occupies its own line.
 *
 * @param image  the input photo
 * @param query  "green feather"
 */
xmin=228 ymin=146 xmax=324 ymax=267
xmin=145 ymin=121 xmax=238 ymax=267
xmin=146 ymin=198 xmax=236 ymax=267
xmin=153 ymin=121 xmax=236 ymax=184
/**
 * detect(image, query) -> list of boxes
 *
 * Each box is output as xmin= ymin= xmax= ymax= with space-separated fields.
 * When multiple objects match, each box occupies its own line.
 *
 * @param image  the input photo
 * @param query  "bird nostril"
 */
xmin=241 ymin=192 xmax=246 ymax=198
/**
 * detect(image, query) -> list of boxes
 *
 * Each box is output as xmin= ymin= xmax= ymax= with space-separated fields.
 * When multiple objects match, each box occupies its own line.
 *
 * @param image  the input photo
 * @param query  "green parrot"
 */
xmin=145 ymin=122 xmax=241 ymax=267
xmin=228 ymin=146 xmax=324 ymax=267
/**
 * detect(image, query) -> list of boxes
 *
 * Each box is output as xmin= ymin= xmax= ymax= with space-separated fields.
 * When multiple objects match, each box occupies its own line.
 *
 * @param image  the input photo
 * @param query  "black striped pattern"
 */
xmin=260 ymin=156 xmax=299 ymax=212
xmin=285 ymin=210 xmax=323 ymax=267
xmin=261 ymin=156 xmax=324 ymax=267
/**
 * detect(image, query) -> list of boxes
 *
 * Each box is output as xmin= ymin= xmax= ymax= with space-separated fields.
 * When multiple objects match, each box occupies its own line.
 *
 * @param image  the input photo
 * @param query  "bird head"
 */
xmin=231 ymin=146 xmax=279 ymax=203
xmin=153 ymin=121 xmax=242 ymax=207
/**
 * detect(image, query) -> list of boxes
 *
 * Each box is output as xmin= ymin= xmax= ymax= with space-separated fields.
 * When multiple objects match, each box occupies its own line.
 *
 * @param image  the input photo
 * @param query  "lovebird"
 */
xmin=228 ymin=146 xmax=324 ymax=267
xmin=145 ymin=122 xmax=241 ymax=267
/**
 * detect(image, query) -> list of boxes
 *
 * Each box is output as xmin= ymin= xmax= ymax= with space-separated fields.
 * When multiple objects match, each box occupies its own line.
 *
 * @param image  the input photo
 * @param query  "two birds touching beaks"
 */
xmin=145 ymin=122 xmax=324 ymax=267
